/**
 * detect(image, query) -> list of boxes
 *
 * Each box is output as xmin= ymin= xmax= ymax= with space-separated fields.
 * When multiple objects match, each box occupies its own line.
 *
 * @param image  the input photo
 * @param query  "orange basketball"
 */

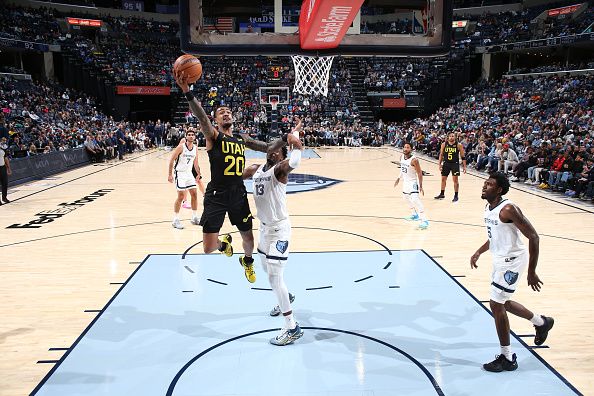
xmin=173 ymin=54 xmax=202 ymax=83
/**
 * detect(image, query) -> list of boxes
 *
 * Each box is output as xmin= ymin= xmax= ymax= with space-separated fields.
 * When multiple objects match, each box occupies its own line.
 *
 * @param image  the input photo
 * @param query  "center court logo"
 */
xmin=244 ymin=173 xmax=342 ymax=195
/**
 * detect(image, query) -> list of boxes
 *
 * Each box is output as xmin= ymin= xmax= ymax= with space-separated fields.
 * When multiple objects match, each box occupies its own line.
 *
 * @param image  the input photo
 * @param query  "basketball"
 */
xmin=173 ymin=54 xmax=202 ymax=83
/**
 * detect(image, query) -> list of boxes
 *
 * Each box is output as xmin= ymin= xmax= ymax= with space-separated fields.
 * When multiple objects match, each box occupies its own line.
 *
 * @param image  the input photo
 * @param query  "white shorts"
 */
xmin=490 ymin=252 xmax=529 ymax=304
xmin=257 ymin=219 xmax=291 ymax=270
xmin=175 ymin=170 xmax=196 ymax=191
xmin=402 ymin=179 xmax=419 ymax=195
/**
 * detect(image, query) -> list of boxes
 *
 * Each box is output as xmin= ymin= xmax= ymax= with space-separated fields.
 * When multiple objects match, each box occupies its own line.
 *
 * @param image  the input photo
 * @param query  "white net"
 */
xmin=291 ymin=55 xmax=335 ymax=97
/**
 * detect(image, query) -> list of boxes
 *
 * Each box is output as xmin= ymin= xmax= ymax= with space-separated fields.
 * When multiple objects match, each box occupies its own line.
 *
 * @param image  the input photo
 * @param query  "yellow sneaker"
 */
xmin=239 ymin=255 xmax=256 ymax=283
xmin=219 ymin=234 xmax=233 ymax=257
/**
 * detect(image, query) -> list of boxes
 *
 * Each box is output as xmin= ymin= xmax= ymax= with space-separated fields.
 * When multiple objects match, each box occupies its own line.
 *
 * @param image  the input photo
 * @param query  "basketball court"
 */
xmin=1 ymin=147 xmax=592 ymax=395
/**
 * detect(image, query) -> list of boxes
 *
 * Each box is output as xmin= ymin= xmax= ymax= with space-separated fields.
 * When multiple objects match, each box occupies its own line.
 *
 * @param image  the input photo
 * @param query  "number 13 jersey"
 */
xmin=208 ymin=132 xmax=246 ymax=189
xmin=253 ymin=164 xmax=288 ymax=224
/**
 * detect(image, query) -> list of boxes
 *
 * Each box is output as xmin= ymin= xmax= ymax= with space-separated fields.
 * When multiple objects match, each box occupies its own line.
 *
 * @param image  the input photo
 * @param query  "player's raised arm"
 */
xmin=174 ymin=71 xmax=216 ymax=140
xmin=276 ymin=134 xmax=303 ymax=178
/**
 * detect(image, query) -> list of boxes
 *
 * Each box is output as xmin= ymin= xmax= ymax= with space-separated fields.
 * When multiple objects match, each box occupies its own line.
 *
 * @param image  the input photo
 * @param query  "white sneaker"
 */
xmin=510 ymin=176 xmax=518 ymax=182
xmin=524 ymin=179 xmax=532 ymax=184
xmin=172 ymin=219 xmax=184 ymax=229
xmin=190 ymin=217 xmax=200 ymax=225
xmin=270 ymin=324 xmax=304 ymax=346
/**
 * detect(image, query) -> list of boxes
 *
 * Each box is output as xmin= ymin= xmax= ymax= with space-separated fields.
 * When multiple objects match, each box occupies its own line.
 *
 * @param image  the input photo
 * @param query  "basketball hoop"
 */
xmin=291 ymin=55 xmax=335 ymax=97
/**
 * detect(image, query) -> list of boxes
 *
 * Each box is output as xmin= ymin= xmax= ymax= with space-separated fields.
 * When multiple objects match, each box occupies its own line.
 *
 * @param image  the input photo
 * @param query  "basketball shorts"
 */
xmin=490 ymin=252 xmax=528 ymax=304
xmin=175 ymin=170 xmax=196 ymax=191
xmin=402 ymin=180 xmax=419 ymax=195
xmin=199 ymin=184 xmax=253 ymax=233
xmin=441 ymin=162 xmax=461 ymax=177
xmin=257 ymin=219 xmax=291 ymax=271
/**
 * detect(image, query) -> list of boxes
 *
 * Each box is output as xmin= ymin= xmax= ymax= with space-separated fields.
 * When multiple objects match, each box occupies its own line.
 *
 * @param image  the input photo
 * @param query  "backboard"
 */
xmin=180 ymin=0 xmax=452 ymax=57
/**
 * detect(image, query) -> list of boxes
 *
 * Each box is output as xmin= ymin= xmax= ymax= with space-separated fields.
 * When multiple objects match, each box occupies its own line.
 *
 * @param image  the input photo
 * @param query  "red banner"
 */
xmin=548 ymin=4 xmax=582 ymax=16
xmin=383 ymin=98 xmax=406 ymax=109
xmin=116 ymin=86 xmax=171 ymax=95
xmin=299 ymin=0 xmax=364 ymax=50
xmin=67 ymin=17 xmax=102 ymax=27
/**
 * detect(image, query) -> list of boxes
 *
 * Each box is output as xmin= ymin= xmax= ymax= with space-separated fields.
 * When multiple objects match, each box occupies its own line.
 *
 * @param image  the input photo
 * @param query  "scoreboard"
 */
xmin=268 ymin=65 xmax=284 ymax=82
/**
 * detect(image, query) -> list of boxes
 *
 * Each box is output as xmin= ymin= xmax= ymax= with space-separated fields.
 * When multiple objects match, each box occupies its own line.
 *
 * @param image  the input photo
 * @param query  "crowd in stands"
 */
xmin=508 ymin=61 xmax=594 ymax=74
xmin=387 ymin=72 xmax=594 ymax=202
xmin=0 ymin=76 xmax=169 ymax=161
xmin=458 ymin=2 xmax=594 ymax=47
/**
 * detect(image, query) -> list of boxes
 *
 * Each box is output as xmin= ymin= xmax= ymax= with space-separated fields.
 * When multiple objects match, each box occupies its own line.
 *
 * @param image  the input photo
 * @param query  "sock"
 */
xmin=530 ymin=314 xmax=545 ymax=326
xmin=243 ymin=255 xmax=254 ymax=264
xmin=284 ymin=312 xmax=297 ymax=329
xmin=454 ymin=191 xmax=459 ymax=197
xmin=173 ymin=213 xmax=179 ymax=221
xmin=192 ymin=210 xmax=198 ymax=219
xmin=440 ymin=190 xmax=444 ymax=195
xmin=501 ymin=345 xmax=513 ymax=361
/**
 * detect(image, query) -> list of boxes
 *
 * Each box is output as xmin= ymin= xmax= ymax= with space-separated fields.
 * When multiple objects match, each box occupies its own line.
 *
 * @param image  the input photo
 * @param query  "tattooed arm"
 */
xmin=174 ymin=71 xmax=215 ymax=141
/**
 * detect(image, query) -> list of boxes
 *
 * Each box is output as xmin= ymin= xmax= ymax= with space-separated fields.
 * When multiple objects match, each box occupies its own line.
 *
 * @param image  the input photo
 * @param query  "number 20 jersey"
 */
xmin=208 ymin=132 xmax=246 ymax=189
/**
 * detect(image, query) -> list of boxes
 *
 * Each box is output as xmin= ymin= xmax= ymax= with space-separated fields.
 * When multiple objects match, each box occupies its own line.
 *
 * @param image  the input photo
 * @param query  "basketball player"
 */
xmin=175 ymin=70 xmax=289 ymax=283
xmin=394 ymin=142 xmax=429 ymax=230
xmin=178 ymin=136 xmax=206 ymax=209
xmin=435 ymin=132 xmax=466 ymax=202
xmin=168 ymin=129 xmax=202 ymax=229
xmin=242 ymin=132 xmax=304 ymax=345
xmin=471 ymin=172 xmax=554 ymax=372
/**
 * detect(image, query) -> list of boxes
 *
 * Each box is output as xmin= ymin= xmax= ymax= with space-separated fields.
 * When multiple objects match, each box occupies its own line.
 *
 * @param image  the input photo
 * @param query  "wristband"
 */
xmin=184 ymin=91 xmax=194 ymax=101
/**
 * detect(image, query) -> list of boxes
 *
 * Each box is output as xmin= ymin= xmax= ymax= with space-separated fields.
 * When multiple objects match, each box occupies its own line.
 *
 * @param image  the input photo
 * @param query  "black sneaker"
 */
xmin=534 ymin=316 xmax=554 ymax=346
xmin=2 ymin=197 xmax=9 ymax=204
xmin=452 ymin=195 xmax=459 ymax=202
xmin=434 ymin=194 xmax=445 ymax=200
xmin=483 ymin=354 xmax=518 ymax=372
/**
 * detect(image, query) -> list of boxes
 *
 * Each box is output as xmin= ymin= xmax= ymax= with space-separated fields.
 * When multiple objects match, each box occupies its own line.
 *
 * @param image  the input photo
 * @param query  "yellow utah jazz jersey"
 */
xmin=208 ymin=132 xmax=246 ymax=188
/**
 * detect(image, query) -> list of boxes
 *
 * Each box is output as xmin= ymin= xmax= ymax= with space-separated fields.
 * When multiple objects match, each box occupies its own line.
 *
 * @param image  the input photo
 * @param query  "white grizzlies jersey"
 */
xmin=400 ymin=154 xmax=419 ymax=193
xmin=175 ymin=142 xmax=196 ymax=173
xmin=484 ymin=199 xmax=527 ymax=258
xmin=400 ymin=155 xmax=418 ymax=183
xmin=253 ymin=164 xmax=288 ymax=224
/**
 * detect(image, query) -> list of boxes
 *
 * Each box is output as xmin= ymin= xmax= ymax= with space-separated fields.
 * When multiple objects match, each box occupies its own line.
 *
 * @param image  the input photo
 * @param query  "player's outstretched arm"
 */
xmin=174 ymin=71 xmax=215 ymax=140
xmin=500 ymin=204 xmax=542 ymax=291
xmin=242 ymin=164 xmax=260 ymax=180
xmin=275 ymin=134 xmax=303 ymax=181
